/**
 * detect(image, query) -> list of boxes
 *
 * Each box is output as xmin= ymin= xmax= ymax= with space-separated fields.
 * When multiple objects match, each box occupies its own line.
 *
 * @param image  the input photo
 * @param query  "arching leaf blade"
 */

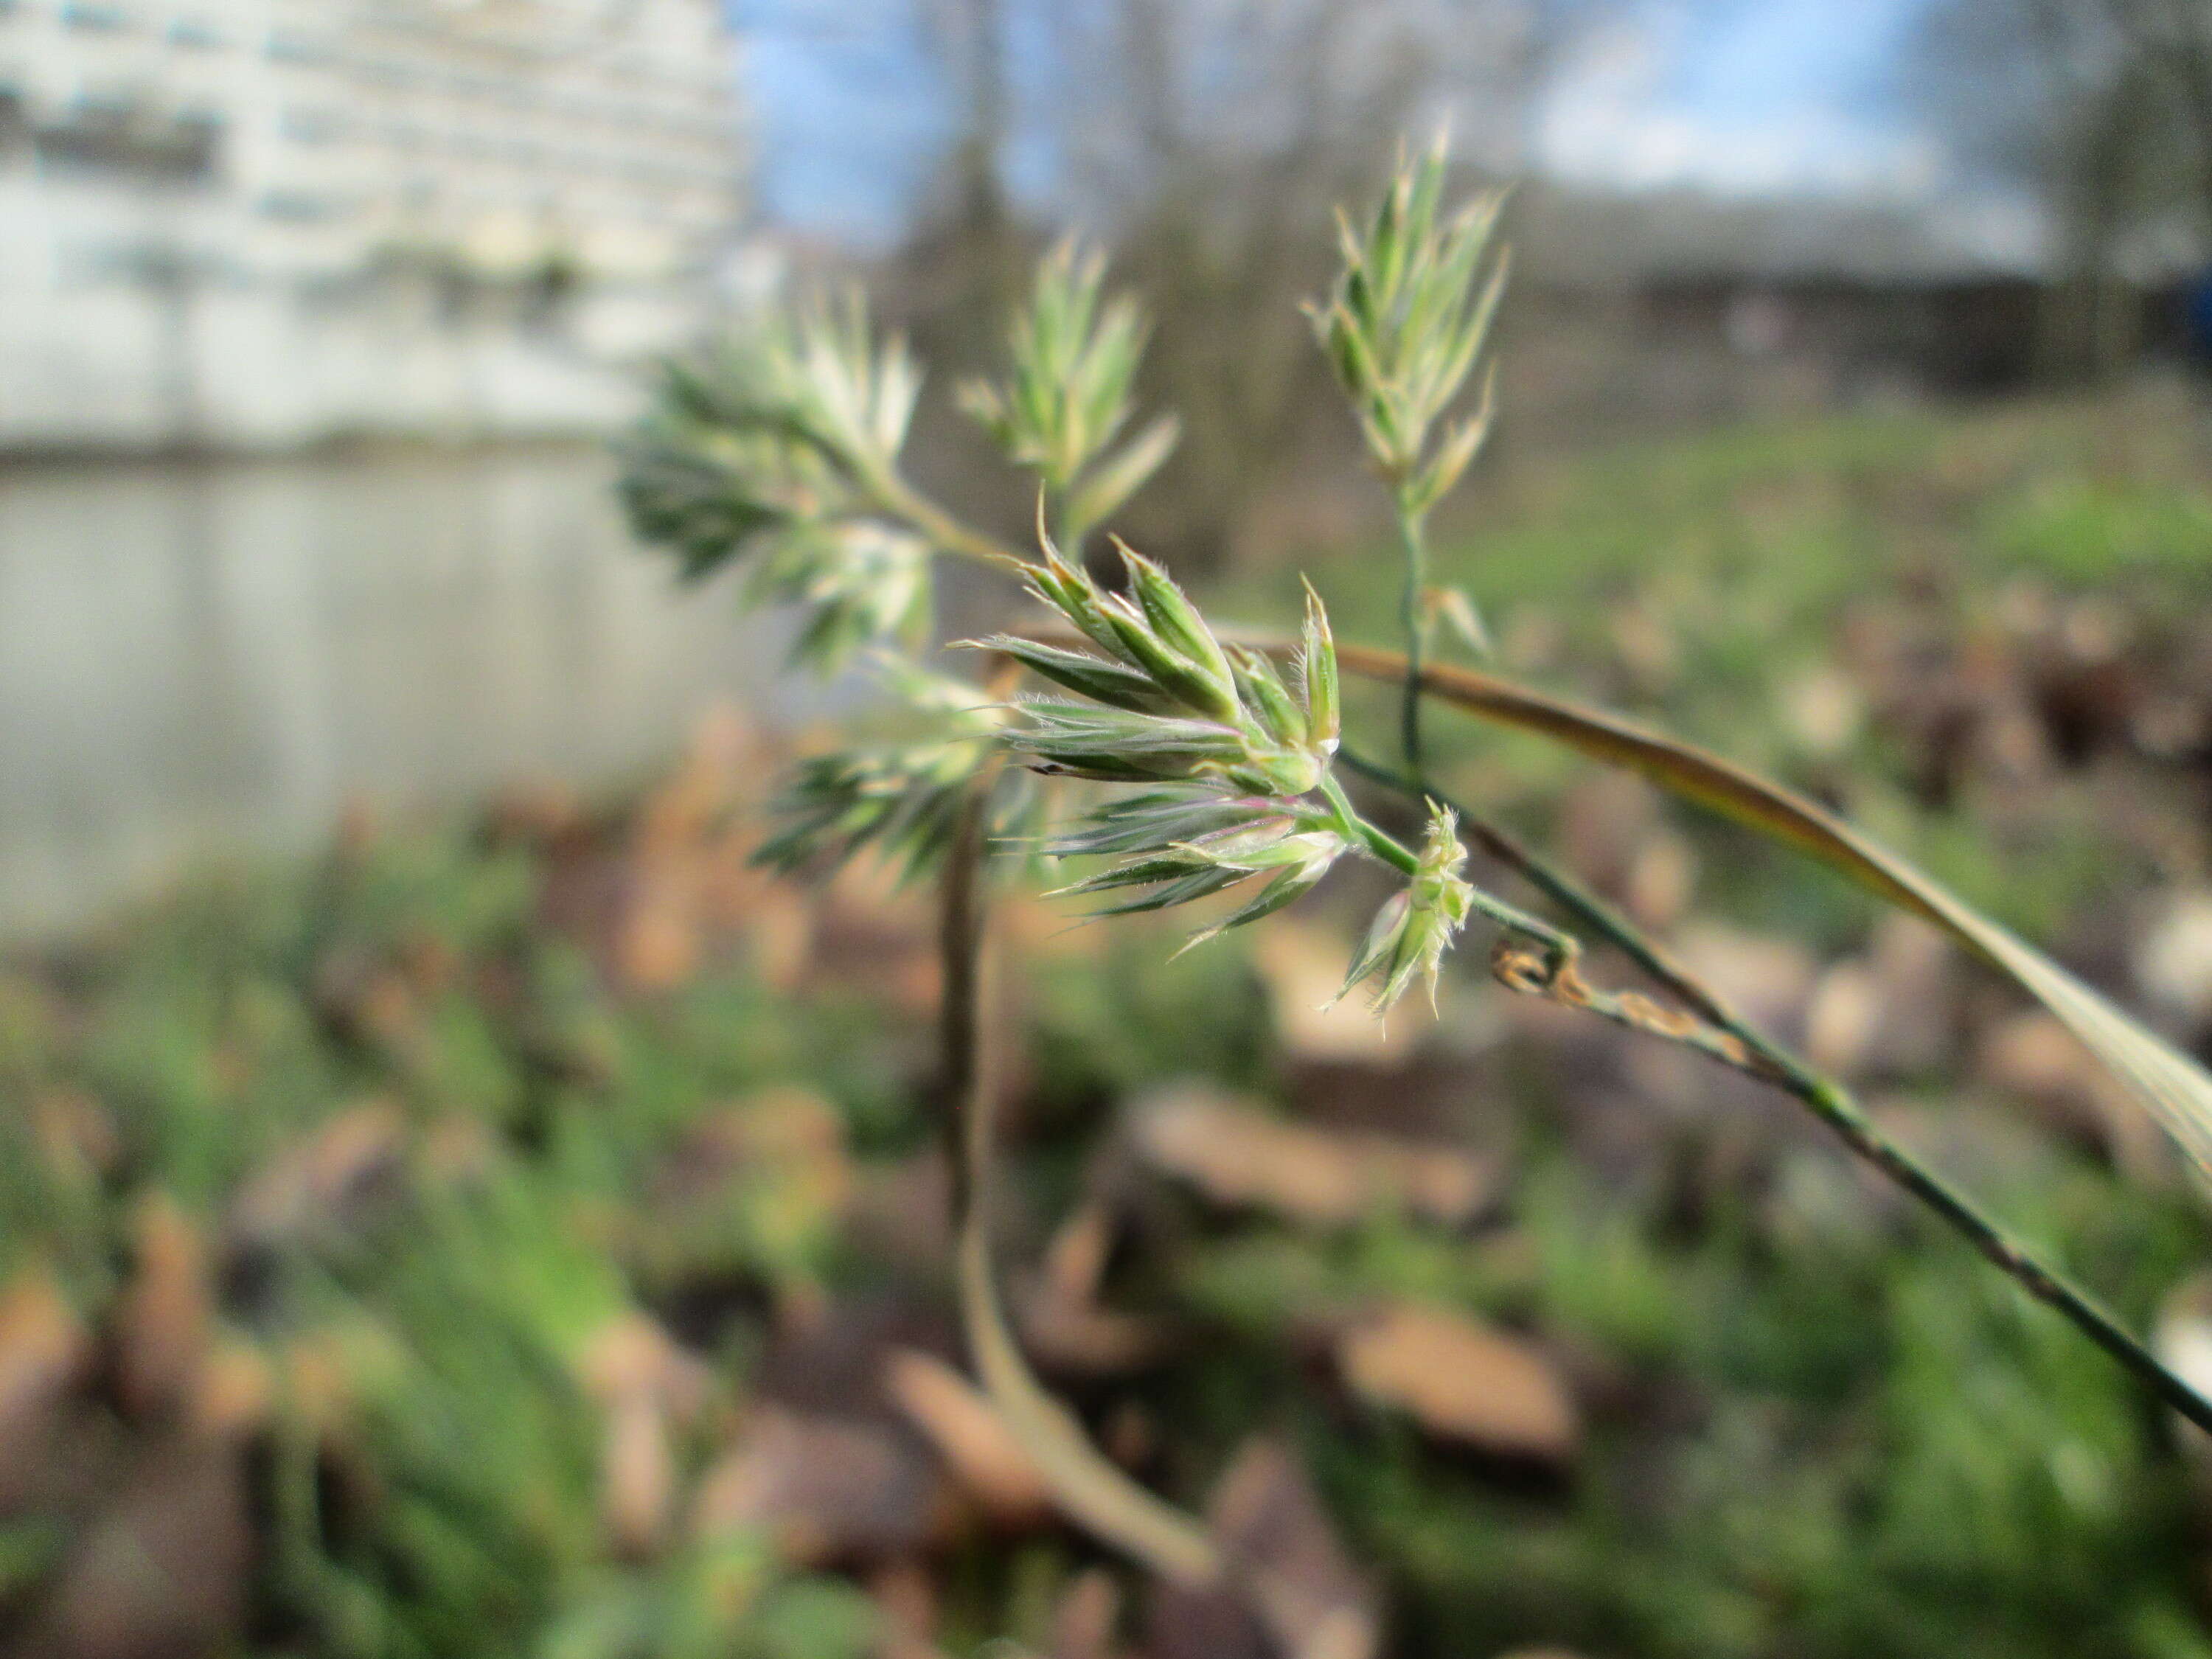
xmin=1324 ymin=642 xmax=2212 ymax=1186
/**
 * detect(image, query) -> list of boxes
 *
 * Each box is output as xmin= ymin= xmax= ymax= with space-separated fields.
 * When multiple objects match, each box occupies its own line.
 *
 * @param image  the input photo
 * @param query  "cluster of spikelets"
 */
xmin=751 ymin=658 xmax=1037 ymax=884
xmin=970 ymin=540 xmax=1477 ymax=1011
xmin=1307 ymin=134 xmax=1506 ymax=515
xmin=616 ymin=293 xmax=933 ymax=668
xmin=957 ymin=243 xmax=1182 ymax=551
xmin=617 ymin=142 xmax=1516 ymax=1016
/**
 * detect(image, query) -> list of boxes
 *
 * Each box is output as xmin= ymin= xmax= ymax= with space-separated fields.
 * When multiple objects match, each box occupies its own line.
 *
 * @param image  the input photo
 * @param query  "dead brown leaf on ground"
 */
xmin=116 ymin=1194 xmax=215 ymax=1423
xmin=28 ymin=1089 xmax=119 ymax=1183
xmin=1669 ymin=925 xmax=1818 ymax=1041
xmin=1147 ymin=1436 xmax=1377 ymax=1659
xmin=1127 ymin=1084 xmax=1498 ymax=1229
xmin=226 ymin=1099 xmax=408 ymax=1256
xmin=580 ymin=1312 xmax=714 ymax=1559
xmin=804 ymin=861 xmax=943 ymax=1015
xmin=846 ymin=1151 xmax=955 ymax=1270
xmin=1248 ymin=920 xmax=1419 ymax=1065
xmin=882 ymin=1346 xmax=1053 ymax=1526
xmin=692 ymin=1405 xmax=956 ymax=1568
xmin=1016 ymin=1202 xmax=1174 ymax=1377
xmin=18 ymin=1436 xmax=251 ymax=1659
xmin=1215 ymin=1439 xmax=1378 ymax=1659
xmin=1337 ymin=1304 xmax=1579 ymax=1463
xmin=0 ymin=1265 xmax=92 ymax=1511
xmin=1804 ymin=914 xmax=1955 ymax=1081
xmin=868 ymin=1558 xmax=951 ymax=1659
xmin=1977 ymin=1009 xmax=2171 ymax=1179
xmin=1049 ymin=1568 xmax=1124 ymax=1659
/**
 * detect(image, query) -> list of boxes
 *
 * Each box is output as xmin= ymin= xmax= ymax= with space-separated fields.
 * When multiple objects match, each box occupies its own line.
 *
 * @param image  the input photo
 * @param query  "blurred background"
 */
xmin=4 ymin=2 xmax=2212 ymax=1658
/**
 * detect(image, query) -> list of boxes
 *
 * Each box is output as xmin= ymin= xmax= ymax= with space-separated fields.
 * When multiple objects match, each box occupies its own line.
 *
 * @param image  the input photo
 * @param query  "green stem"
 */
xmin=1343 ymin=745 xmax=2212 ymax=1439
xmin=1779 ymin=1075 xmax=2212 ymax=1436
xmin=939 ymin=771 xmax=1222 ymax=1582
xmin=1394 ymin=494 xmax=1430 ymax=780
xmin=870 ymin=468 xmax=1035 ymax=576
xmin=1318 ymin=771 xmax=1416 ymax=875
xmin=1340 ymin=746 xmax=1742 ymax=1034
xmin=1327 ymin=762 xmax=1579 ymax=969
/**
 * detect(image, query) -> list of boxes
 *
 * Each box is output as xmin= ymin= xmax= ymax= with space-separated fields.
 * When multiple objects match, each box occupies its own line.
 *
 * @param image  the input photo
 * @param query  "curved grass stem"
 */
xmin=905 ymin=510 xmax=2212 ymax=1436
xmin=1342 ymin=742 xmax=2212 ymax=1439
xmin=938 ymin=769 xmax=1222 ymax=1585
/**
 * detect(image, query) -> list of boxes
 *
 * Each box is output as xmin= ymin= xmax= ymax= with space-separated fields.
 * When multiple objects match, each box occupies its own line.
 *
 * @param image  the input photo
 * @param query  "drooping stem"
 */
xmin=1346 ymin=748 xmax=2212 ymax=1438
xmin=867 ymin=485 xmax=2212 ymax=1433
xmin=1779 ymin=1071 xmax=2212 ymax=1436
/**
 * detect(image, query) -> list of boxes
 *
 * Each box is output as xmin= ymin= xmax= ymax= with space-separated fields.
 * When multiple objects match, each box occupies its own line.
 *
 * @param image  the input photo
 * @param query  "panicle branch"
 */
xmin=1308 ymin=133 xmax=1507 ymax=518
xmin=960 ymin=240 xmax=1180 ymax=552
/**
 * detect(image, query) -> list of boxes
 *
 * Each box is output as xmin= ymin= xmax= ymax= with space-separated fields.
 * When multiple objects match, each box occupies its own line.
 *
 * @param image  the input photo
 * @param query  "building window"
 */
xmin=61 ymin=4 xmax=131 ymax=30
xmin=258 ymin=189 xmax=338 ymax=222
xmin=38 ymin=101 xmax=222 ymax=181
xmin=265 ymin=29 xmax=331 ymax=66
xmin=280 ymin=106 xmax=344 ymax=144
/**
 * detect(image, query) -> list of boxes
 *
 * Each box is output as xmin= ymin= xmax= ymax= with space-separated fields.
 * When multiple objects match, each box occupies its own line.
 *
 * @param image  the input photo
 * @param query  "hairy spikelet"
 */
xmin=960 ymin=243 xmax=1180 ymax=548
xmin=619 ymin=293 xmax=930 ymax=667
xmin=1308 ymin=134 xmax=1506 ymax=516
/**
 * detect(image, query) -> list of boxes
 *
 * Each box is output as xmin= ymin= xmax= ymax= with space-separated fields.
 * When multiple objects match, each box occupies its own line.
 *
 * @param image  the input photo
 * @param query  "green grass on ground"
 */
xmin=4 ymin=393 xmax=2212 ymax=1659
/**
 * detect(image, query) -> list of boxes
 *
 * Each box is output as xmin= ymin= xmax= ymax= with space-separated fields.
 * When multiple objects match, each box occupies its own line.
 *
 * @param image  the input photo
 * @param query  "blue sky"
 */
xmin=731 ymin=1 xmax=947 ymax=243
xmin=1540 ymin=0 xmax=1938 ymax=195
xmin=733 ymin=0 xmax=1944 ymax=244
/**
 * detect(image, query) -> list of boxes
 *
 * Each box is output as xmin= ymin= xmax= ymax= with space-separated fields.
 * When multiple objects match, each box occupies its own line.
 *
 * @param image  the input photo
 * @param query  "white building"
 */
xmin=0 ymin=0 xmax=746 ymax=448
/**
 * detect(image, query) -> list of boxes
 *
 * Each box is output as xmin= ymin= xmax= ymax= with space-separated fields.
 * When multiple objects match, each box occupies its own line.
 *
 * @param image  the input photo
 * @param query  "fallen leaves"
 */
xmin=1248 ymin=920 xmax=1418 ymax=1064
xmin=13 ymin=550 xmax=2211 ymax=1659
xmin=1211 ymin=1439 xmax=1377 ymax=1659
xmin=1669 ymin=925 xmax=1818 ymax=1041
xmin=1977 ymin=1009 xmax=2169 ymax=1177
xmin=1336 ymin=1304 xmax=1579 ymax=1463
xmin=116 ymin=1194 xmax=216 ymax=1422
xmin=2 ymin=1207 xmax=271 ymax=1658
xmin=1017 ymin=1201 xmax=1173 ymax=1377
xmin=694 ymin=1405 xmax=956 ymax=1568
xmin=1147 ymin=1437 xmax=1378 ymax=1659
xmin=2137 ymin=889 xmax=2212 ymax=1034
xmin=615 ymin=706 xmax=782 ymax=992
xmin=18 ymin=1437 xmax=253 ymax=1659
xmin=0 ymin=1265 xmax=91 ymax=1510
xmin=1803 ymin=914 xmax=1955 ymax=1080
xmin=883 ymin=1347 xmax=1053 ymax=1526
xmin=1128 ymin=1085 xmax=1497 ymax=1230
xmin=1048 ymin=1568 xmax=1124 ymax=1659
xmin=580 ymin=1312 xmax=714 ymax=1557
xmin=227 ymin=1098 xmax=408 ymax=1258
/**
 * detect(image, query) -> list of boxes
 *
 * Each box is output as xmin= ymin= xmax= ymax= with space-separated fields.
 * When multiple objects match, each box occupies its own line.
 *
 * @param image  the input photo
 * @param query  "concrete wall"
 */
xmin=0 ymin=272 xmax=697 ymax=449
